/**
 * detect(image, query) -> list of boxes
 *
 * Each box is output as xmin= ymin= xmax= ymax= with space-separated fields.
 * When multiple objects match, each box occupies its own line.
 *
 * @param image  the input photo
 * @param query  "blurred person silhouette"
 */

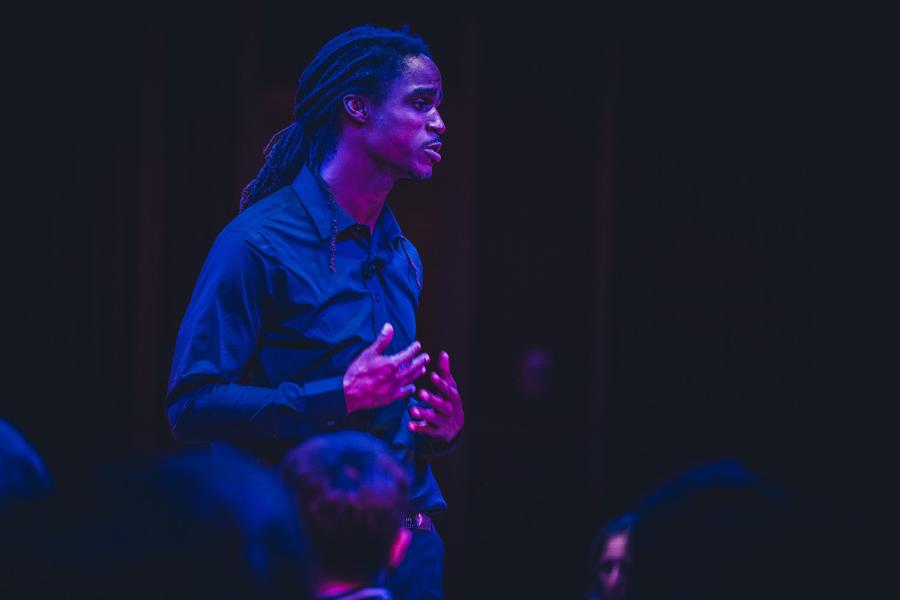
xmin=0 ymin=419 xmax=53 ymax=595
xmin=0 ymin=418 xmax=51 ymax=514
xmin=585 ymin=513 xmax=634 ymax=600
xmin=38 ymin=448 xmax=311 ymax=599
xmin=280 ymin=432 xmax=412 ymax=600
xmin=627 ymin=458 xmax=798 ymax=600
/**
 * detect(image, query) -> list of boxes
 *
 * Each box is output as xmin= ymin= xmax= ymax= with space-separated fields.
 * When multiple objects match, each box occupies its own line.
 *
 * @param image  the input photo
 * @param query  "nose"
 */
xmin=428 ymin=109 xmax=446 ymax=135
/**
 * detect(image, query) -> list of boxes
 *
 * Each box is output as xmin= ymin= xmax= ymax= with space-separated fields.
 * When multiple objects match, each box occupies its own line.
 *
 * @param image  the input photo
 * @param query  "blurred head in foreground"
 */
xmin=45 ymin=449 xmax=310 ymax=599
xmin=627 ymin=458 xmax=796 ymax=600
xmin=0 ymin=419 xmax=51 ymax=514
xmin=280 ymin=432 xmax=411 ymax=596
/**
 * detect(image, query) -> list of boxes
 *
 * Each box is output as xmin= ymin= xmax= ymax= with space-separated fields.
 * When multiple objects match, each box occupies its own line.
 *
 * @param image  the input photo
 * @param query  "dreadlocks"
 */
xmin=239 ymin=25 xmax=431 ymax=212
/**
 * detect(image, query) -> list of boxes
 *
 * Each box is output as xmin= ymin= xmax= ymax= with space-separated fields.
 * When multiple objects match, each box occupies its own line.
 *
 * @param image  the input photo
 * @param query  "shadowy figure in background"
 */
xmin=281 ymin=432 xmax=412 ymax=600
xmin=627 ymin=458 xmax=798 ymax=600
xmin=0 ymin=419 xmax=53 ymax=595
xmin=585 ymin=513 xmax=634 ymax=600
xmin=0 ymin=418 xmax=51 ymax=513
xmin=39 ymin=449 xmax=311 ymax=599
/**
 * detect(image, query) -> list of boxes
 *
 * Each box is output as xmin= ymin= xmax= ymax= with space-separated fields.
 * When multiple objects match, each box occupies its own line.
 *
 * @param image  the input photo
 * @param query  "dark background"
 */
xmin=7 ymin=3 xmax=893 ymax=597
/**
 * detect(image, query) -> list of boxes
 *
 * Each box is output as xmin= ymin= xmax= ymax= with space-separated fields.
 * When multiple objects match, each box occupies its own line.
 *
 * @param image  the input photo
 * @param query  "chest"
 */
xmin=265 ymin=237 xmax=421 ymax=353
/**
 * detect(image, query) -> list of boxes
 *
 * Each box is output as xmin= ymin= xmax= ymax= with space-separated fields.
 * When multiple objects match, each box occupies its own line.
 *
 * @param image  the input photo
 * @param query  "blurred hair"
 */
xmin=627 ymin=458 xmax=796 ymax=600
xmin=33 ymin=449 xmax=311 ymax=599
xmin=0 ymin=419 xmax=51 ymax=513
xmin=280 ymin=431 xmax=410 ymax=583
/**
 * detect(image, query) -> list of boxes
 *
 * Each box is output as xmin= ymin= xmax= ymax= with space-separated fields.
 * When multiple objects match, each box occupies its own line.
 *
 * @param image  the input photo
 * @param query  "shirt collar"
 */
xmin=291 ymin=166 xmax=405 ymax=247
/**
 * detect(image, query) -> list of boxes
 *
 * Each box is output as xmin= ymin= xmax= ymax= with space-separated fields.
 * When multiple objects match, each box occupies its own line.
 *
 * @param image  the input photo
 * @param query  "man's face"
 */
xmin=364 ymin=54 xmax=445 ymax=181
xmin=598 ymin=533 xmax=631 ymax=600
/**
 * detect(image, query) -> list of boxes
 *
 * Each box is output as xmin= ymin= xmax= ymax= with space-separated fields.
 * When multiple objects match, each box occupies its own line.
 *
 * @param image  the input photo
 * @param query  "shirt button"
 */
xmin=375 ymin=295 xmax=381 ymax=303
xmin=326 ymin=420 xmax=335 ymax=428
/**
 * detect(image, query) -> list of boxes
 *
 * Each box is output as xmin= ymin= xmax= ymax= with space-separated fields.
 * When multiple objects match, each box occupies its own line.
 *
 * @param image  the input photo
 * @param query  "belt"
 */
xmin=402 ymin=512 xmax=433 ymax=531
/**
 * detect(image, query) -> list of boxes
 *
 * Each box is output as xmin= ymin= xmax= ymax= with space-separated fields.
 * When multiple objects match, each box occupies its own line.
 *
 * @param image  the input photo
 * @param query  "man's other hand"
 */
xmin=408 ymin=351 xmax=464 ymax=443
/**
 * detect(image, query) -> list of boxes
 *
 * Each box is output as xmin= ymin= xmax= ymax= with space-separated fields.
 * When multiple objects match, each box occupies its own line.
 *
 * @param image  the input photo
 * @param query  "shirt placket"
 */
xmin=368 ymin=238 xmax=390 ymax=339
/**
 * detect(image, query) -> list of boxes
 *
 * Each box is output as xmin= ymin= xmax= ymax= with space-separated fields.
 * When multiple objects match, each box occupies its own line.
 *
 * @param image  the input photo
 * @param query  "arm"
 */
xmin=166 ymin=231 xmax=347 ymax=443
xmin=166 ymin=232 xmax=429 ymax=443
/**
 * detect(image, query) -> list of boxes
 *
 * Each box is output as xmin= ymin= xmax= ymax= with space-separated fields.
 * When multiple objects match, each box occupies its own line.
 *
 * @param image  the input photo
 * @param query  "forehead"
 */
xmin=602 ymin=534 xmax=630 ymax=560
xmin=387 ymin=54 xmax=442 ymax=97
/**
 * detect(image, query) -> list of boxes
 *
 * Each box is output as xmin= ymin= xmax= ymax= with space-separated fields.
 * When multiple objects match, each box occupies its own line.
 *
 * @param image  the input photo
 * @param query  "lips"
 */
xmin=424 ymin=141 xmax=443 ymax=163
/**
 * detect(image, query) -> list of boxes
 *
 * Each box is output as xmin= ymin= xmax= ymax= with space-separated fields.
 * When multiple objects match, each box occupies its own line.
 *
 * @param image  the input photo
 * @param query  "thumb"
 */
xmin=368 ymin=322 xmax=394 ymax=355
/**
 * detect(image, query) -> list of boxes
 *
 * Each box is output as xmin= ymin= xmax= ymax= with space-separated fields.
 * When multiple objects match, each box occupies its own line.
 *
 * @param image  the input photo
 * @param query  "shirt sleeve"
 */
xmin=165 ymin=231 xmax=347 ymax=443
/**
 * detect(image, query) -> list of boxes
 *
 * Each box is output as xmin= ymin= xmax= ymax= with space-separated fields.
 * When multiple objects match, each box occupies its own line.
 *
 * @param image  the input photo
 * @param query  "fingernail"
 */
xmin=381 ymin=323 xmax=391 ymax=334
xmin=423 ymin=353 xmax=430 ymax=363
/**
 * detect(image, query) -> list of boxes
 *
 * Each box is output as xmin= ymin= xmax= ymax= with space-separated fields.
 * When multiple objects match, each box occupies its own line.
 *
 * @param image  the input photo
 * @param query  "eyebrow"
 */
xmin=409 ymin=86 xmax=443 ymax=102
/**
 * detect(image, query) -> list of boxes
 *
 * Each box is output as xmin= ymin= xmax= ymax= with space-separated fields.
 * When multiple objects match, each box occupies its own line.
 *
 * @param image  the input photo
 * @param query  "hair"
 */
xmin=240 ymin=24 xmax=431 ymax=212
xmin=27 ymin=449 xmax=311 ymax=599
xmin=0 ymin=419 xmax=51 ymax=514
xmin=627 ymin=458 xmax=795 ymax=600
xmin=280 ymin=432 xmax=410 ymax=583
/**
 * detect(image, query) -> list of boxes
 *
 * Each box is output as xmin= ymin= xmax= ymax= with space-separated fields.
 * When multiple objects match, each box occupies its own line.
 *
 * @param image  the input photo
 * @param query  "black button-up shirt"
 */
xmin=166 ymin=166 xmax=446 ymax=511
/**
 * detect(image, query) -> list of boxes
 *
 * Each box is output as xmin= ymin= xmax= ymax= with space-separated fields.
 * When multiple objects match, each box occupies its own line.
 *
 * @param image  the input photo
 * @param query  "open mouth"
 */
xmin=424 ymin=142 xmax=443 ymax=162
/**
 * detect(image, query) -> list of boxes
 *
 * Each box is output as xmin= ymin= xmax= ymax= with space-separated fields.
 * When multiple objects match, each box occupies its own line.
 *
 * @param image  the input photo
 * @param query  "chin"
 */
xmin=408 ymin=167 xmax=434 ymax=182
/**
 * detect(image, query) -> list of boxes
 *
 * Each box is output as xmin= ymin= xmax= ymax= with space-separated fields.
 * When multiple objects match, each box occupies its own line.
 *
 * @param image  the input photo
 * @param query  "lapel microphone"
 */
xmin=362 ymin=253 xmax=387 ymax=280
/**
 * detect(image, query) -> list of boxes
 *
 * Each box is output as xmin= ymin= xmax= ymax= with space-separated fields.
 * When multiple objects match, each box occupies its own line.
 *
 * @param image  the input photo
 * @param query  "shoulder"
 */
xmin=219 ymin=186 xmax=319 ymax=254
xmin=397 ymin=236 xmax=423 ymax=267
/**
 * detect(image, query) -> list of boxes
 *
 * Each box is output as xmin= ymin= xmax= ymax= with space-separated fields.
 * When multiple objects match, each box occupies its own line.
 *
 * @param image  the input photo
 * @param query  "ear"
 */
xmin=388 ymin=527 xmax=412 ymax=570
xmin=342 ymin=94 xmax=369 ymax=124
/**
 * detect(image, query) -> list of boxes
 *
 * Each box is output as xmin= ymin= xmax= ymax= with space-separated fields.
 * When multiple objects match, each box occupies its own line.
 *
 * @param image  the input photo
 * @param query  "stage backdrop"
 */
xmin=7 ymin=4 xmax=885 ymax=598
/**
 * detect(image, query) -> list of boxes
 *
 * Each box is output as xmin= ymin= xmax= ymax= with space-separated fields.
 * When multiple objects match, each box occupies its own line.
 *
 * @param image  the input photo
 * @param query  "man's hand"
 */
xmin=408 ymin=351 xmax=464 ymax=443
xmin=343 ymin=323 xmax=430 ymax=413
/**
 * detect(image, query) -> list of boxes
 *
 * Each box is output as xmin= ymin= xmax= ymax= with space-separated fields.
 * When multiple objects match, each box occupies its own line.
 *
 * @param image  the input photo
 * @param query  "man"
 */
xmin=166 ymin=25 xmax=463 ymax=599
xmin=281 ymin=432 xmax=413 ymax=599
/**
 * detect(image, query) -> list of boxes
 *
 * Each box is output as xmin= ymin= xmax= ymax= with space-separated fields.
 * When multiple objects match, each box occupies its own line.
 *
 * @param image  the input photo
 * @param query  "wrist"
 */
xmin=342 ymin=373 xmax=357 ymax=413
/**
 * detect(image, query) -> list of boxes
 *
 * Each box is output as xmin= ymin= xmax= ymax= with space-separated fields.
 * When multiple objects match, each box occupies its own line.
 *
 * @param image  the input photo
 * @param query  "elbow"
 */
xmin=166 ymin=390 xmax=204 ymax=443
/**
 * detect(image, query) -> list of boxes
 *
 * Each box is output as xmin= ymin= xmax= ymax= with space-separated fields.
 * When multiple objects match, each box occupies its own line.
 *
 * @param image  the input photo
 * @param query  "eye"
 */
xmin=412 ymin=98 xmax=433 ymax=111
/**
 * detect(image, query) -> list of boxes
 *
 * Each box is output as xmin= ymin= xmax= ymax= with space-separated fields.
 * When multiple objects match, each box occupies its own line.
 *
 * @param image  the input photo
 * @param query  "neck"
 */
xmin=320 ymin=148 xmax=395 ymax=232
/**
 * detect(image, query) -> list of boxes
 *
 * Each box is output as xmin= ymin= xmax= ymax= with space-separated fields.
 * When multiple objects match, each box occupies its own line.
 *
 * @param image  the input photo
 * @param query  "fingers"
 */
xmin=391 ymin=339 xmax=424 ymax=367
xmin=409 ymin=406 xmax=438 ymax=423
xmin=429 ymin=371 xmax=459 ymax=407
xmin=408 ymin=406 xmax=437 ymax=432
xmin=397 ymin=352 xmax=430 ymax=385
xmin=408 ymin=419 xmax=431 ymax=432
xmin=435 ymin=351 xmax=458 ymax=393
xmin=437 ymin=351 xmax=452 ymax=378
xmin=368 ymin=322 xmax=395 ymax=355
xmin=418 ymin=388 xmax=451 ymax=414
xmin=392 ymin=384 xmax=417 ymax=402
